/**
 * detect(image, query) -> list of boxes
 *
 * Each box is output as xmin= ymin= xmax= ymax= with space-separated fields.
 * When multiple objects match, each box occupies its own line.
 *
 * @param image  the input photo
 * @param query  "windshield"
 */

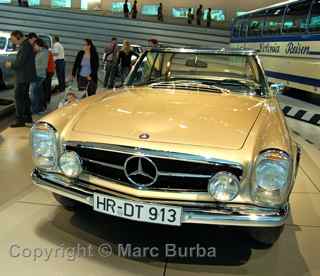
xmin=0 ymin=37 xmax=7 ymax=50
xmin=127 ymin=51 xmax=268 ymax=96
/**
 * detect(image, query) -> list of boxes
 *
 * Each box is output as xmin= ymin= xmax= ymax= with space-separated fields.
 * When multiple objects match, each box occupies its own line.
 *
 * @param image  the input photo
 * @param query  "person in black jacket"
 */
xmin=196 ymin=5 xmax=203 ymax=26
xmin=72 ymin=39 xmax=99 ymax=96
xmin=123 ymin=0 xmax=129 ymax=18
xmin=5 ymin=30 xmax=36 ymax=128
xmin=118 ymin=40 xmax=139 ymax=85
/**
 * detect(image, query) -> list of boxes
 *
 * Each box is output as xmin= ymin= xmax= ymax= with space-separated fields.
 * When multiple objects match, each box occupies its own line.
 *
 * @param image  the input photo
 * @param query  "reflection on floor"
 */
xmin=0 ymin=123 xmax=320 ymax=275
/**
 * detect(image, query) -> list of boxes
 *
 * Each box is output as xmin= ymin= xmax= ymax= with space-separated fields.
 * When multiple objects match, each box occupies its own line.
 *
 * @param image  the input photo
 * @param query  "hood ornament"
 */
xmin=139 ymin=133 xmax=150 ymax=140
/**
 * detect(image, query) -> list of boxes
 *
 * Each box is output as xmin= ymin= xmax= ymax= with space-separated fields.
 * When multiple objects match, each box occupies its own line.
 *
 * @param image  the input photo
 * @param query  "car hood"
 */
xmin=72 ymin=88 xmax=264 ymax=150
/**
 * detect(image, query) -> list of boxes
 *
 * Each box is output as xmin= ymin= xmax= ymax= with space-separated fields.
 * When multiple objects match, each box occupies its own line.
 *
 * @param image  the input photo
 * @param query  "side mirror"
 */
xmin=270 ymin=83 xmax=285 ymax=95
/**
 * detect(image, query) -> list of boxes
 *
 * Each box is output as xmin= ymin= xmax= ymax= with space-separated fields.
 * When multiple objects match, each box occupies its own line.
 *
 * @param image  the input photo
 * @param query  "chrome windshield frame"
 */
xmin=125 ymin=48 xmax=270 ymax=97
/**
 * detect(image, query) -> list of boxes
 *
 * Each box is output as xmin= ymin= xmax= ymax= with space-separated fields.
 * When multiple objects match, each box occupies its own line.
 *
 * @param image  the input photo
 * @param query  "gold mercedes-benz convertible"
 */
xmin=31 ymin=48 xmax=300 ymax=246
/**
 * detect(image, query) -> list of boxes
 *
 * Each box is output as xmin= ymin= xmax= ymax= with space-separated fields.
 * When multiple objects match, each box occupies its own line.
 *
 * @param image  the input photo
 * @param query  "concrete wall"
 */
xmin=0 ymin=4 xmax=230 ymax=63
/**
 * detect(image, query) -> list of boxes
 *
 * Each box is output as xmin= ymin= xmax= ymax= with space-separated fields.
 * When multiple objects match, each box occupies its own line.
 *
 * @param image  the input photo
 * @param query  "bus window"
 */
xmin=248 ymin=11 xmax=265 ymax=36
xmin=240 ymin=19 xmax=248 ymax=38
xmin=309 ymin=0 xmax=320 ymax=32
xmin=283 ymin=0 xmax=311 ymax=33
xmin=263 ymin=6 xmax=285 ymax=35
xmin=232 ymin=19 xmax=242 ymax=37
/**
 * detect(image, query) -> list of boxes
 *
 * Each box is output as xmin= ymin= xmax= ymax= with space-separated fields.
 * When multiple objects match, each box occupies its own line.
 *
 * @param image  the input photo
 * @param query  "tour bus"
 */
xmin=230 ymin=0 xmax=320 ymax=95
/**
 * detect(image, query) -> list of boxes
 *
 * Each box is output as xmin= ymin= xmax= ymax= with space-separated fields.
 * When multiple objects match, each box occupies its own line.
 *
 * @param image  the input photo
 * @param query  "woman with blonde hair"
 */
xmin=118 ymin=40 xmax=139 ymax=84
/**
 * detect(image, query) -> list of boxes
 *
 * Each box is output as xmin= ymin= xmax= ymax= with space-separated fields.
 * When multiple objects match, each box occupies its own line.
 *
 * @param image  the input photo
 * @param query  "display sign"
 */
xmin=172 ymin=7 xmax=193 ymax=18
xmin=51 ymin=0 xmax=71 ymax=8
xmin=81 ymin=0 xmax=101 ymax=10
xmin=203 ymin=9 xmax=225 ymax=21
xmin=29 ymin=0 xmax=40 ymax=6
xmin=141 ymin=4 xmax=158 ymax=16
xmin=112 ymin=2 xmax=132 ymax=13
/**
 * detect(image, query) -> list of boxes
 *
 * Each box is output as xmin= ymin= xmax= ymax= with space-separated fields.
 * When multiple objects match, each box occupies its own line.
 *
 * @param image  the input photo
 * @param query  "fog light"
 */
xmin=59 ymin=151 xmax=82 ymax=178
xmin=208 ymin=172 xmax=240 ymax=202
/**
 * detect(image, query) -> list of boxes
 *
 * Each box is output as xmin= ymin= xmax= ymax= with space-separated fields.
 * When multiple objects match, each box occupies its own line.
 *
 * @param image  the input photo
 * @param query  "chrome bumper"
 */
xmin=32 ymin=170 xmax=288 ymax=228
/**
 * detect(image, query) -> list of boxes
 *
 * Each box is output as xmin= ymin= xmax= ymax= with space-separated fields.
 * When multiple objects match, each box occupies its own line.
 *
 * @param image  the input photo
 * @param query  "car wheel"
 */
xmin=249 ymin=225 xmax=284 ymax=246
xmin=53 ymin=193 xmax=80 ymax=211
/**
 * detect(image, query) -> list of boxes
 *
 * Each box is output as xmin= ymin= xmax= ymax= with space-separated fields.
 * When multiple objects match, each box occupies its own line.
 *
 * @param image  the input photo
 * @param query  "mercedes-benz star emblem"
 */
xmin=124 ymin=156 xmax=158 ymax=187
xmin=139 ymin=133 xmax=150 ymax=139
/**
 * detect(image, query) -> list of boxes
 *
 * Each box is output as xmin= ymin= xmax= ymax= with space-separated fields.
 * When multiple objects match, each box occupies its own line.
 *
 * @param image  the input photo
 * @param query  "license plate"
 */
xmin=93 ymin=193 xmax=182 ymax=226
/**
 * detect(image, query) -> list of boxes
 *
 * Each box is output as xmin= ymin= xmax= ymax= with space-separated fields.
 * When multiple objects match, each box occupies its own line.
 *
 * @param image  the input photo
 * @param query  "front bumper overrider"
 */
xmin=32 ymin=169 xmax=289 ymax=228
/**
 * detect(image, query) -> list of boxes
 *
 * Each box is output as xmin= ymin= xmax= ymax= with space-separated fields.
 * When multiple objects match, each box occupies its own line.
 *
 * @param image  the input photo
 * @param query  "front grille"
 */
xmin=65 ymin=144 xmax=243 ymax=192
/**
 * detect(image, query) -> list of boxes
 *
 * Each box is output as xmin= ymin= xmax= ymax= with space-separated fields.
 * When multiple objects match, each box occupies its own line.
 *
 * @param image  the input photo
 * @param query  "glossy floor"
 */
xmin=0 ymin=122 xmax=320 ymax=276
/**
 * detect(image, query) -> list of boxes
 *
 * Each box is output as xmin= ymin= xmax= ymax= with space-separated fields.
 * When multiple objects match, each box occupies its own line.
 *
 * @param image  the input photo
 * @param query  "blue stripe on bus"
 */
xmin=265 ymin=70 xmax=320 ymax=87
xmin=231 ymin=34 xmax=320 ymax=43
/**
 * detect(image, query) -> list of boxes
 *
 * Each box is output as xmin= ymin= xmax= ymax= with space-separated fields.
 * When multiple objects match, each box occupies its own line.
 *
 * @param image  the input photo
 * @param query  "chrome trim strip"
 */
xmin=158 ymin=172 xmax=212 ymax=178
xmin=82 ymin=158 xmax=124 ymax=171
xmin=150 ymin=48 xmax=257 ymax=56
xmin=65 ymin=141 xmax=243 ymax=170
xmin=32 ymin=170 xmax=288 ymax=227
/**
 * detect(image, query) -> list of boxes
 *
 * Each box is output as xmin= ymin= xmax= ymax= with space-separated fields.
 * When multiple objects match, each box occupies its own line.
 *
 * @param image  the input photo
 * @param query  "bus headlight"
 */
xmin=31 ymin=122 xmax=58 ymax=170
xmin=253 ymin=150 xmax=292 ymax=207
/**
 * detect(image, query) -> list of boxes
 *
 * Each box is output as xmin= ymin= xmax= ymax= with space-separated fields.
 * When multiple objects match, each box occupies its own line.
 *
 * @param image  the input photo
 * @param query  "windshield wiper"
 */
xmin=149 ymin=81 xmax=230 ymax=94
xmin=201 ymin=79 xmax=262 ymax=95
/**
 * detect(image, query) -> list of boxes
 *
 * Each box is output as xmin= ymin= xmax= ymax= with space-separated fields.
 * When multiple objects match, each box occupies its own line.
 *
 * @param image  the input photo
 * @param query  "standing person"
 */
xmin=72 ymin=39 xmax=99 ymax=96
xmin=27 ymin=32 xmax=38 ymax=46
xmin=103 ymin=37 xmax=118 ymax=88
xmin=31 ymin=38 xmax=48 ymax=114
xmin=187 ymin=8 xmax=193 ymax=25
xmin=123 ymin=0 xmax=129 ymax=18
xmin=118 ymin=40 xmax=139 ymax=85
xmin=148 ymin=38 xmax=159 ymax=49
xmin=43 ymin=44 xmax=55 ymax=109
xmin=52 ymin=35 xmax=65 ymax=92
xmin=206 ymin=8 xmax=212 ymax=27
xmin=157 ymin=3 xmax=163 ymax=22
xmin=131 ymin=0 xmax=138 ymax=19
xmin=5 ymin=31 xmax=35 ymax=128
xmin=196 ymin=5 xmax=203 ymax=26
xmin=0 ymin=68 xmax=8 ymax=91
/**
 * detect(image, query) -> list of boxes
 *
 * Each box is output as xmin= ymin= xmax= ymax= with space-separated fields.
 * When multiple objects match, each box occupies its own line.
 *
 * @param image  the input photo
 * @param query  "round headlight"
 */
xmin=254 ymin=150 xmax=290 ymax=192
xmin=253 ymin=150 xmax=291 ymax=207
xmin=31 ymin=122 xmax=58 ymax=170
xmin=208 ymin=172 xmax=240 ymax=202
xmin=59 ymin=151 xmax=82 ymax=178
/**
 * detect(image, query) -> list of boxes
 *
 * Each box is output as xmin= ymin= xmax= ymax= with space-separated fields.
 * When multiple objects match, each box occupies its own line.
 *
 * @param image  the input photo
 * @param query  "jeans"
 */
xmin=104 ymin=62 xmax=117 ymax=88
xmin=120 ymin=66 xmax=130 ymax=85
xmin=31 ymin=77 xmax=45 ymax=114
xmin=43 ymin=72 xmax=53 ymax=107
xmin=55 ymin=59 xmax=66 ymax=92
xmin=14 ymin=82 xmax=32 ymax=123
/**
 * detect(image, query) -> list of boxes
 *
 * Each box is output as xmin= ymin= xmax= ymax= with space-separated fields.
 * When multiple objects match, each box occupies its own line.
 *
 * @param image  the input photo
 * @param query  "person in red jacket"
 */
xmin=43 ymin=48 xmax=56 ymax=109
